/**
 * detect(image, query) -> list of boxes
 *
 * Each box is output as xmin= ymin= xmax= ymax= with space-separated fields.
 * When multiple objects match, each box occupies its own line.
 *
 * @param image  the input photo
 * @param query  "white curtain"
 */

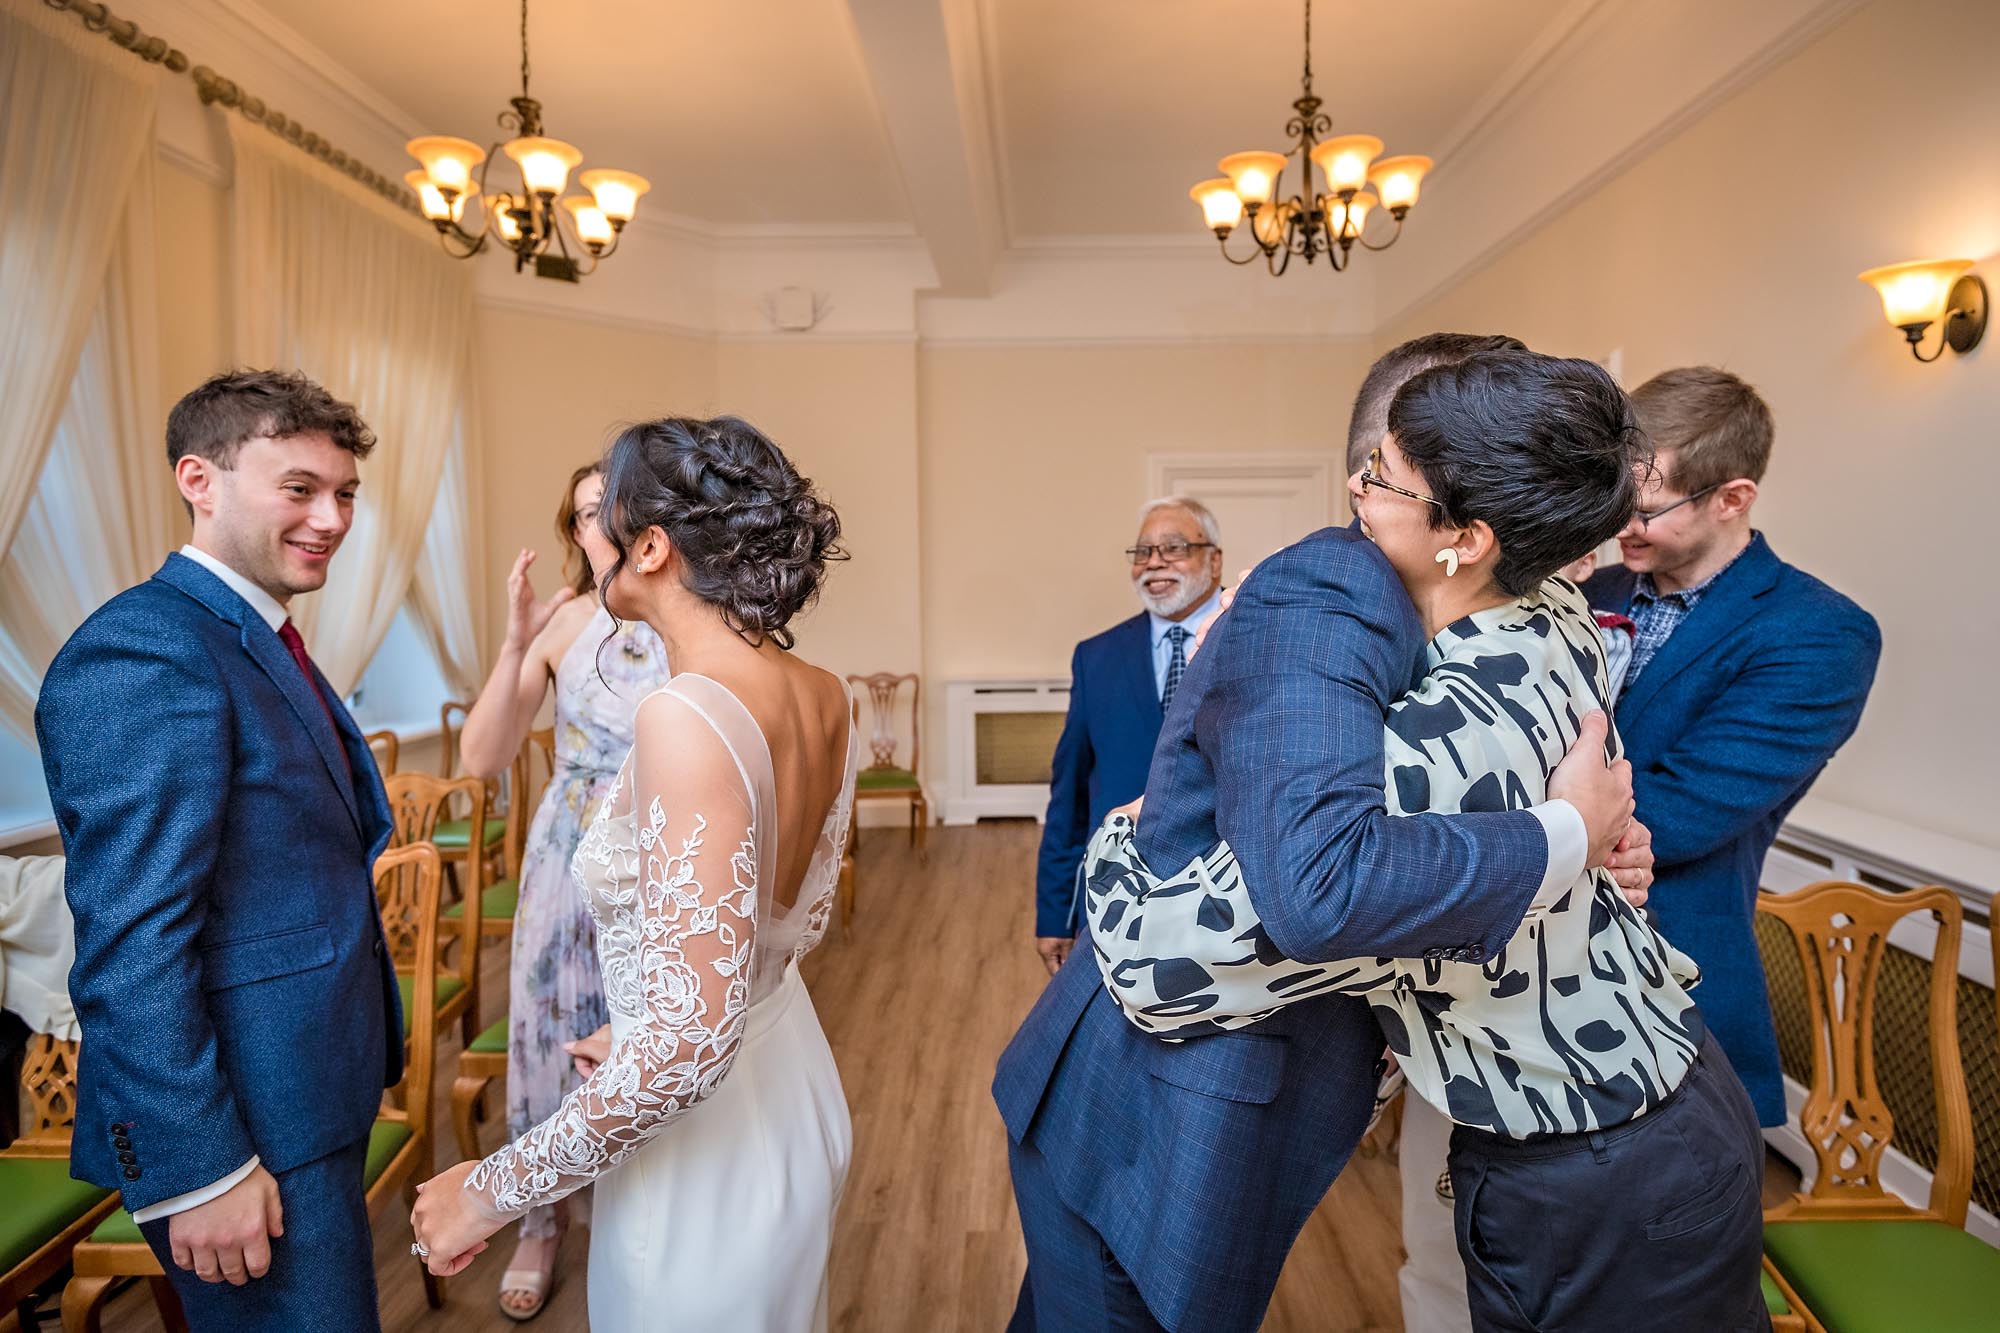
xmin=229 ymin=118 xmax=476 ymax=695
xmin=0 ymin=0 xmax=160 ymax=579
xmin=408 ymin=378 xmax=489 ymax=698
xmin=0 ymin=147 xmax=172 ymax=744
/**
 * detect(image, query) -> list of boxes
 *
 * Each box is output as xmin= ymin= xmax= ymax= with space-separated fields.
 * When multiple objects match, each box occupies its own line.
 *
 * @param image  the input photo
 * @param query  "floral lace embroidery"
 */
xmin=464 ymin=773 xmax=756 ymax=1219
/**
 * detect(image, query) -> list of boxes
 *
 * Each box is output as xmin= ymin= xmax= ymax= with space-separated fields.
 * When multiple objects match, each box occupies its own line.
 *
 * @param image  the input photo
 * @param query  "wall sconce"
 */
xmin=1856 ymin=259 xmax=1987 ymax=362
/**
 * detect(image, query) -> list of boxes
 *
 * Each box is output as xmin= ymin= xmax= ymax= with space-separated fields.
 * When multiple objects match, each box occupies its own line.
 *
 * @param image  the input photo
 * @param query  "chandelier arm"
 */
xmin=434 ymin=224 xmax=488 ymax=259
xmin=1356 ymin=212 xmax=1406 ymax=253
xmin=1217 ymin=232 xmax=1267 ymax=266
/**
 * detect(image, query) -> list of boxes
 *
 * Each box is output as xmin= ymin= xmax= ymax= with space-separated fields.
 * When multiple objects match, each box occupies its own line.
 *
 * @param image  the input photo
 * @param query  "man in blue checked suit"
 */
xmin=1033 ymin=498 xmax=1227 ymax=977
xmin=1586 ymin=366 xmax=1880 ymax=1127
xmin=995 ymin=519 xmax=1644 ymax=1333
xmin=38 ymin=370 xmax=402 ymax=1332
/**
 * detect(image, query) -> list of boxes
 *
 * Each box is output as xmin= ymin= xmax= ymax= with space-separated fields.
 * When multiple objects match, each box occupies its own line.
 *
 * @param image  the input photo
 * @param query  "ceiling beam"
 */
xmin=844 ymin=0 xmax=1003 ymax=296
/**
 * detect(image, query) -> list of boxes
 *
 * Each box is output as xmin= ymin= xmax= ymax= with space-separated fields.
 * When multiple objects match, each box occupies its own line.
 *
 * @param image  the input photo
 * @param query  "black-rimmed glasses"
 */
xmin=1633 ymin=483 xmax=1721 ymax=530
xmin=1125 ymin=539 xmax=1214 ymax=565
xmin=1358 ymin=447 xmax=1444 ymax=510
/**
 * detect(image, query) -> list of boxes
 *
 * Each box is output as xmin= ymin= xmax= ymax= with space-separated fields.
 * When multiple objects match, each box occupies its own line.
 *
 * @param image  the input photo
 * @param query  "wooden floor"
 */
xmin=90 ymin=821 xmax=1797 ymax=1332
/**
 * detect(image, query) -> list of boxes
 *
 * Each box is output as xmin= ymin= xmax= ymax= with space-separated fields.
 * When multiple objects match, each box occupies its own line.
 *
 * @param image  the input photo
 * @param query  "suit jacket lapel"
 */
xmin=1116 ymin=613 xmax=1164 ymax=725
xmin=1617 ymin=534 xmax=1781 ymax=722
xmin=156 ymin=556 xmax=364 ymax=836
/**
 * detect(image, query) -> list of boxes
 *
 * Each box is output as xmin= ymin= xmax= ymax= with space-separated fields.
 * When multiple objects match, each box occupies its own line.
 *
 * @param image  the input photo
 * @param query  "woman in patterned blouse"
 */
xmin=1083 ymin=352 xmax=1769 ymax=1333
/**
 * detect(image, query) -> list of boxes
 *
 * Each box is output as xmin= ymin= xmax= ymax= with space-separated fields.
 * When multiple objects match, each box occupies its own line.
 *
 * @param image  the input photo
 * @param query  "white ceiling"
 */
xmin=251 ymin=0 xmax=1572 ymax=238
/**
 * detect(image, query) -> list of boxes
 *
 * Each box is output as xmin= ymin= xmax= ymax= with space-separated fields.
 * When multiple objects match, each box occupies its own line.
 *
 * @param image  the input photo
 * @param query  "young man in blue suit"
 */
xmin=1586 ymin=366 xmax=1880 ymax=1128
xmin=1033 ymin=498 xmax=1225 ymax=977
xmin=38 ymin=370 xmax=403 ymax=1332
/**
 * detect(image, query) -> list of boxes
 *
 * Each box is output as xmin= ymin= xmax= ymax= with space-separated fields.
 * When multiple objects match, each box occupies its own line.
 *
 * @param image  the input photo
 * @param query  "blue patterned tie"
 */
xmin=1162 ymin=625 xmax=1190 ymax=711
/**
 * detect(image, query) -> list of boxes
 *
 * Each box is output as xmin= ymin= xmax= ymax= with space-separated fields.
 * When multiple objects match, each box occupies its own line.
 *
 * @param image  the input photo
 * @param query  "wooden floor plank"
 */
xmin=86 ymin=820 xmax=1797 ymax=1331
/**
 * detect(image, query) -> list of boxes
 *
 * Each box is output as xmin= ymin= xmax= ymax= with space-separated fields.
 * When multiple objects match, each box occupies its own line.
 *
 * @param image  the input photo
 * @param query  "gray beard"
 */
xmin=1135 ymin=573 xmax=1208 ymax=618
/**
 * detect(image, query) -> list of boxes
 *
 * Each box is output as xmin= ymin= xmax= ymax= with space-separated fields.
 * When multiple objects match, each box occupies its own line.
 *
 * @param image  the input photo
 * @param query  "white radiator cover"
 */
xmin=941 ymin=678 xmax=1069 ymax=825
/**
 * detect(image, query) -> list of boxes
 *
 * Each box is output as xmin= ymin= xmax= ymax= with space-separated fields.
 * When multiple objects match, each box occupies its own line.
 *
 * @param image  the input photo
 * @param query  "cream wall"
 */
xmin=1378 ymin=0 xmax=1999 ymax=848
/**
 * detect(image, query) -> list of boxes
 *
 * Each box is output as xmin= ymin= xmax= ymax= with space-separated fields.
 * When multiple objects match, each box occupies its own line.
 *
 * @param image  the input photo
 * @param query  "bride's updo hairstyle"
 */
xmin=596 ymin=415 xmax=845 ymax=649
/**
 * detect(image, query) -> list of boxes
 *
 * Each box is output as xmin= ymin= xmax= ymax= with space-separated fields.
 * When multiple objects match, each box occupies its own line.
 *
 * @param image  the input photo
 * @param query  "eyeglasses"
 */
xmin=1357 ymin=448 xmax=1444 ymax=510
xmin=1125 ymin=539 xmax=1214 ymax=565
xmin=1632 ymin=483 xmax=1721 ymax=530
xmin=570 ymin=504 xmax=600 ymax=532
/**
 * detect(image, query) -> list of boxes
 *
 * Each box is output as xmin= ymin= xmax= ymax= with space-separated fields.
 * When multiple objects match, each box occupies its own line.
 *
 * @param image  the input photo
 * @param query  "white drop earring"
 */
xmin=1434 ymin=548 xmax=1459 ymax=578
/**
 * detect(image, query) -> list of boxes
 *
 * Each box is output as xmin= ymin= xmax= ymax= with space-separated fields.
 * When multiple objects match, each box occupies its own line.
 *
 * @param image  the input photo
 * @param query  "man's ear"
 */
xmin=175 ymin=455 xmax=218 ymax=518
xmin=1715 ymin=478 xmax=1758 ymax=522
xmin=1456 ymin=520 xmax=1498 ymax=571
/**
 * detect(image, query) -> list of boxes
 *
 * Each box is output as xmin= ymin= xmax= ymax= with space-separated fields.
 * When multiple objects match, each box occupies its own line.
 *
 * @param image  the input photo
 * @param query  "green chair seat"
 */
xmin=431 ymin=818 xmax=504 ymax=851
xmin=362 ymin=1118 xmax=413 ymax=1189
xmin=442 ymin=877 xmax=519 ymax=922
xmin=1764 ymin=1218 xmax=2000 ymax=1332
xmin=855 ymin=767 xmax=920 ymax=793
xmin=1760 ymin=1268 xmax=1789 ymax=1316
xmin=88 ymin=1120 xmax=415 ymax=1248
xmin=396 ymin=974 xmax=468 ymax=1039
xmin=0 ymin=1157 xmax=113 ymax=1272
xmin=468 ymin=1014 xmax=510 ymax=1055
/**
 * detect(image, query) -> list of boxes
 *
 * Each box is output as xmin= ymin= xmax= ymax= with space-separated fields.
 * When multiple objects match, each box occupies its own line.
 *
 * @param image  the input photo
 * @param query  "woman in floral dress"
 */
xmin=456 ymin=463 xmax=669 ymax=1319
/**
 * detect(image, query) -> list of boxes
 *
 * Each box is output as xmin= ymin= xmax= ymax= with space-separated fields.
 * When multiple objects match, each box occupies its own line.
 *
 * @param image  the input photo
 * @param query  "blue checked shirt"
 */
xmin=1626 ymin=545 xmax=1750 ymax=684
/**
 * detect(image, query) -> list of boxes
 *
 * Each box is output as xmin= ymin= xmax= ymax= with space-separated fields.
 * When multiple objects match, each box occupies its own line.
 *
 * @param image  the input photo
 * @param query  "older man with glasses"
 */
xmin=1031 ymin=498 xmax=1225 ymax=978
xmin=1583 ymin=364 xmax=1880 ymax=1130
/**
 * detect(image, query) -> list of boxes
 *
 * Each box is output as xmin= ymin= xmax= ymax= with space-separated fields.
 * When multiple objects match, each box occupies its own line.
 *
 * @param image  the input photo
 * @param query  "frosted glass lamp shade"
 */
xmin=1327 ymin=189 xmax=1376 ymax=238
xmin=563 ymin=195 xmax=615 ymax=249
xmin=1219 ymin=151 xmax=1287 ymax=206
xmin=1310 ymin=134 xmax=1383 ymax=193
xmin=504 ymin=136 xmax=584 ymax=197
xmin=1190 ymin=178 xmax=1245 ymax=232
xmin=579 ymin=168 xmax=650 ymax=223
xmin=405 ymin=171 xmax=477 ymax=223
xmin=1368 ymin=155 xmax=1432 ymax=212
xmin=1857 ymin=258 xmax=1973 ymax=329
xmin=406 ymin=136 xmax=485 ymax=196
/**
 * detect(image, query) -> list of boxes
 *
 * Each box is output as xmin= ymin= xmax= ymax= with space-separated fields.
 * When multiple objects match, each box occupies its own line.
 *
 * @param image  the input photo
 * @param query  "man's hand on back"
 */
xmin=168 ymin=1163 xmax=284 ymax=1285
xmin=1547 ymin=711 xmax=1635 ymax=868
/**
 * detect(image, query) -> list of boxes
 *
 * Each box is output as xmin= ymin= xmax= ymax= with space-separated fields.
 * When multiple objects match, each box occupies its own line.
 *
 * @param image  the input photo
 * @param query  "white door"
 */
xmin=1146 ymin=453 xmax=1343 ymax=576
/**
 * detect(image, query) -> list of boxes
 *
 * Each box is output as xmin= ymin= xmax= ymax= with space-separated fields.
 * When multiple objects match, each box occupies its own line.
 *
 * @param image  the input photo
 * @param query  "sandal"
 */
xmin=497 ymin=1228 xmax=562 ymax=1322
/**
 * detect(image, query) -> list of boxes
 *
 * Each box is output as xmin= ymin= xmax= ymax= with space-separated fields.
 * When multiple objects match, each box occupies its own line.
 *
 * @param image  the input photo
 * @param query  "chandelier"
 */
xmin=1188 ymin=0 xmax=1432 ymax=276
xmin=402 ymin=0 xmax=649 ymax=282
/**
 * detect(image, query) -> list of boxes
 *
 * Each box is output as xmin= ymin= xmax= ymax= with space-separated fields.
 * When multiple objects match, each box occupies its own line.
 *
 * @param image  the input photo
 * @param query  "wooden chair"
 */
xmin=59 ymin=848 xmax=452 ymax=1330
xmin=443 ymin=727 xmax=556 ymax=943
xmin=0 ymin=1037 xmax=124 ymax=1331
xmin=450 ymin=729 xmax=556 ymax=1155
xmin=1756 ymin=879 xmax=2000 ymax=1333
xmin=385 ymin=774 xmax=486 ymax=1050
xmin=433 ymin=701 xmax=507 ymax=890
xmin=847 ymin=672 xmax=927 ymax=860
xmin=364 ymin=729 xmax=399 ymax=776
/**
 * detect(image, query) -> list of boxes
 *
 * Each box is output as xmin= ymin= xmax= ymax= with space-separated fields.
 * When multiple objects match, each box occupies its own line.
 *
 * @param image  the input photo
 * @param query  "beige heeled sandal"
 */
xmin=498 ymin=1265 xmax=554 ymax=1322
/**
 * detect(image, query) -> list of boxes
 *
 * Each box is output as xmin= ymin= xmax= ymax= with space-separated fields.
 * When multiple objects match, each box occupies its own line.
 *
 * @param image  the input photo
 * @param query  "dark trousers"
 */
xmin=139 ymin=1134 xmax=381 ymax=1333
xmin=1447 ymin=1034 xmax=1770 ymax=1333
xmin=1007 ymin=1136 xmax=1169 ymax=1333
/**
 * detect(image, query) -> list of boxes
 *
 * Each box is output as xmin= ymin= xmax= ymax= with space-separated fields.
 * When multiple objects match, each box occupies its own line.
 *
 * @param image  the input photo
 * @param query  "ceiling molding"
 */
xmin=1371 ymin=0 xmax=1872 ymax=330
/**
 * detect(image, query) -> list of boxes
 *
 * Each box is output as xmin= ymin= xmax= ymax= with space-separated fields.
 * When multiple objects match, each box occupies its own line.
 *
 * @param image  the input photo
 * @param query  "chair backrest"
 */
xmin=502 ymin=728 xmax=559 ymax=881
xmin=382 ymin=773 xmax=485 ymax=985
xmin=847 ymin=672 xmax=920 ymax=773
xmin=365 ymin=729 xmax=399 ymax=777
xmin=1757 ymin=879 xmax=1973 ymax=1224
xmin=438 ymin=700 xmax=472 ymax=777
xmin=373 ymin=843 xmax=440 ymax=1142
xmin=6 ymin=1035 xmax=82 ymax=1157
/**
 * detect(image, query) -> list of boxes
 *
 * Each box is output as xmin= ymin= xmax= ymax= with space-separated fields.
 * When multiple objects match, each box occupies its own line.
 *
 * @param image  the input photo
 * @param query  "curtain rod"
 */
xmin=39 ymin=0 xmax=421 ymax=215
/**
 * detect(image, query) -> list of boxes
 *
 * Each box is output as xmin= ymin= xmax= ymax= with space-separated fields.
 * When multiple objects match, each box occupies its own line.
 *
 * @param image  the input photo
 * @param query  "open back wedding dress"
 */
xmin=465 ymin=672 xmax=859 ymax=1330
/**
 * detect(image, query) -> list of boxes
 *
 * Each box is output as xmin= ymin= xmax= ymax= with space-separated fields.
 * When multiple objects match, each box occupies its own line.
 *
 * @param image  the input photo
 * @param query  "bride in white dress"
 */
xmin=413 ymin=416 xmax=857 ymax=1330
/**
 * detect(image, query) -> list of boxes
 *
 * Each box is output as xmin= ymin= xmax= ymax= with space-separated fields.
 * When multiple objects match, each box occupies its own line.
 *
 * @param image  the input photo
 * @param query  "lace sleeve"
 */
xmin=463 ymin=692 xmax=756 ymax=1219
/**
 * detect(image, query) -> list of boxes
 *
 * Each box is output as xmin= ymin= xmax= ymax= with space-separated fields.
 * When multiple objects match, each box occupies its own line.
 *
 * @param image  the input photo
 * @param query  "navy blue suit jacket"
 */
xmin=1034 ymin=613 xmax=1163 ymax=937
xmin=1585 ymin=532 xmax=1879 ymax=1125
xmin=995 ymin=527 xmax=1549 ymax=1332
xmin=37 ymin=554 xmax=402 ymax=1211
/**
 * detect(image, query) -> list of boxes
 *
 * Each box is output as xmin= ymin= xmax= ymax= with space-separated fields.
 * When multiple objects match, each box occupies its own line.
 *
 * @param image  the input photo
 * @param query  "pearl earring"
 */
xmin=1434 ymin=548 xmax=1459 ymax=578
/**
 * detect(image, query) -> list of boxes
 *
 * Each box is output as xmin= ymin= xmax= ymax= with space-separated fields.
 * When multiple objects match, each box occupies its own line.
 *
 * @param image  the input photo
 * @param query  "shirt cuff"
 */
xmin=130 ymin=1156 xmax=261 ymax=1224
xmin=1527 ymin=800 xmax=1589 ymax=911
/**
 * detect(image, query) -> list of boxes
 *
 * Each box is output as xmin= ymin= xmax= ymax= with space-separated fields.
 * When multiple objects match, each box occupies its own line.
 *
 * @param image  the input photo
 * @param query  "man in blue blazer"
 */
xmin=1034 ymin=498 xmax=1226 ymax=976
xmin=996 ymin=518 xmax=1639 ymax=1331
xmin=38 ymin=370 xmax=402 ymax=1332
xmin=1586 ymin=366 xmax=1880 ymax=1127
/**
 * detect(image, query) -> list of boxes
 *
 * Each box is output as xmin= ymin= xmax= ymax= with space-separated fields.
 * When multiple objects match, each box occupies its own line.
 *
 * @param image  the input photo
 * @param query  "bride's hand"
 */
xmin=409 ymin=1160 xmax=503 ymax=1276
xmin=566 ymin=1025 xmax=612 ymax=1077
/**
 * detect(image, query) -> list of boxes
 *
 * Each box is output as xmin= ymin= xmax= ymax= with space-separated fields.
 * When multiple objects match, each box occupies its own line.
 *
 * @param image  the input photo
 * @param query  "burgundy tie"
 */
xmin=278 ymin=618 xmax=353 ymax=785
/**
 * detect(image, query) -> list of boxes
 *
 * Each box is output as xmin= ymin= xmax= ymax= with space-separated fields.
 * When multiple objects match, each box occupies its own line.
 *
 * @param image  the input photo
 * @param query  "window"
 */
xmin=345 ymin=606 xmax=453 ymax=734
xmin=0 ymin=728 xmax=54 ymax=846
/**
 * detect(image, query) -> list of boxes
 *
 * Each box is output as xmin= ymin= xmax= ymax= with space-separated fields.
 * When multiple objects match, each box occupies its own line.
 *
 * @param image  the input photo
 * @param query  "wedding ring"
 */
xmin=410 ymin=1240 xmax=430 ymax=1259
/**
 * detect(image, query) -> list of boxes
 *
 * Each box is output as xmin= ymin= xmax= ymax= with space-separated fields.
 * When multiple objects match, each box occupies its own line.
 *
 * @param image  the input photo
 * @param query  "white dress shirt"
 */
xmin=0 ymin=854 xmax=78 ymax=1040
xmin=130 ymin=548 xmax=290 ymax=1222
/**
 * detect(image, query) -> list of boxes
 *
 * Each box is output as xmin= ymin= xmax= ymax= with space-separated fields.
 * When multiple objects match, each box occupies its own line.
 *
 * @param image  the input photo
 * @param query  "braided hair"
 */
xmin=595 ymin=416 xmax=846 ymax=649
